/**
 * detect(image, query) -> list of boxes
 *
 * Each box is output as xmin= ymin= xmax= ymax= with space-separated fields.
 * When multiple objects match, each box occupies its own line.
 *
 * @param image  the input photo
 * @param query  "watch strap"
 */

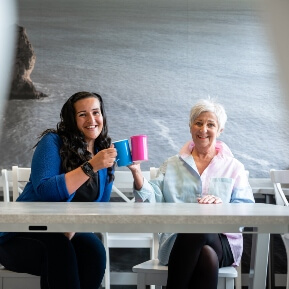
xmin=81 ymin=161 xmax=94 ymax=178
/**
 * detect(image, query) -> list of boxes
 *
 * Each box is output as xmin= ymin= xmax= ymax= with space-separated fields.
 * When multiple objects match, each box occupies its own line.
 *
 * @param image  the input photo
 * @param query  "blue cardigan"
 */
xmin=0 ymin=133 xmax=113 ymax=243
xmin=18 ymin=132 xmax=113 ymax=202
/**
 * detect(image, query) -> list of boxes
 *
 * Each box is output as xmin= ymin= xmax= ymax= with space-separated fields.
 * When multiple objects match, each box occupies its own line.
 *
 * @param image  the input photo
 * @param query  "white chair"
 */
xmin=102 ymin=169 xmax=155 ymax=289
xmin=111 ymin=170 xmax=136 ymax=203
xmin=132 ymin=167 xmax=239 ymax=289
xmin=12 ymin=165 xmax=32 ymax=201
xmin=270 ymin=169 xmax=289 ymax=207
xmin=1 ymin=168 xmax=11 ymax=202
xmin=270 ymin=169 xmax=289 ymax=289
xmin=1 ymin=165 xmax=32 ymax=202
xmin=132 ymin=232 xmax=238 ymax=289
xmin=0 ymin=166 xmax=40 ymax=289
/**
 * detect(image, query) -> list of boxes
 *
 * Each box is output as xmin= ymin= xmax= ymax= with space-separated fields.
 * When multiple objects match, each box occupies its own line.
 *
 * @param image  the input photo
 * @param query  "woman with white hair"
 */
xmin=128 ymin=99 xmax=254 ymax=289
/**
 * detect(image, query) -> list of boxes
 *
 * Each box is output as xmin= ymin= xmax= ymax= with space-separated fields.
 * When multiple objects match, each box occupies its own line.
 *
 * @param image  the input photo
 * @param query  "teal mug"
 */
xmin=113 ymin=139 xmax=133 ymax=167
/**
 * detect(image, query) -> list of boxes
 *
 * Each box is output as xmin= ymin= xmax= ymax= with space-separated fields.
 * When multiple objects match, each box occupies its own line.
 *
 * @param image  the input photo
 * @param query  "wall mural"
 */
xmin=1 ymin=0 xmax=288 ymax=178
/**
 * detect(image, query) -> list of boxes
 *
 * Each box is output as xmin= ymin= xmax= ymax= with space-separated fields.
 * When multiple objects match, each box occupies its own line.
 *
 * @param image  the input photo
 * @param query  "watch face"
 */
xmin=87 ymin=162 xmax=93 ymax=170
xmin=84 ymin=163 xmax=90 ymax=170
xmin=82 ymin=162 xmax=94 ymax=177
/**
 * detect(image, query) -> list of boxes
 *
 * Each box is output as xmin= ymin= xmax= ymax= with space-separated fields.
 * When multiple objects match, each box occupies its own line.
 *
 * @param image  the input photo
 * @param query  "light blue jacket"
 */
xmin=134 ymin=140 xmax=255 ymax=266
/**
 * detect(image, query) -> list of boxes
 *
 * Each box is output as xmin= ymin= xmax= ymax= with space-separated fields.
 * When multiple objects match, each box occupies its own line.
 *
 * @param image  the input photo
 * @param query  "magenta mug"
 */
xmin=130 ymin=135 xmax=148 ymax=163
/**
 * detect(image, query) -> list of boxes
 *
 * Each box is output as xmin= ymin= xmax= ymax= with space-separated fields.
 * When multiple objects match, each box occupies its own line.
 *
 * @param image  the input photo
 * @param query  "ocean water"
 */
xmin=1 ymin=0 xmax=289 ymax=178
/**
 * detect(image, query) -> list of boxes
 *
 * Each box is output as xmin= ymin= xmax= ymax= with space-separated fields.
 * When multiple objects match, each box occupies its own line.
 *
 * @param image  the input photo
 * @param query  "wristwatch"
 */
xmin=81 ymin=161 xmax=95 ymax=178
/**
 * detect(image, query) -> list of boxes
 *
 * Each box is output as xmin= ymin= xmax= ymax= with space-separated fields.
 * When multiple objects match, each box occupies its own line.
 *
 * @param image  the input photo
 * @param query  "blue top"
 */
xmin=18 ymin=133 xmax=113 ymax=202
xmin=0 ymin=133 xmax=113 ymax=243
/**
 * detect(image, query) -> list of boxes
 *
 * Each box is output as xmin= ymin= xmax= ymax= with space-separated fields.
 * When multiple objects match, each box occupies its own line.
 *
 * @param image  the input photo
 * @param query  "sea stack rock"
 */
xmin=9 ymin=25 xmax=47 ymax=99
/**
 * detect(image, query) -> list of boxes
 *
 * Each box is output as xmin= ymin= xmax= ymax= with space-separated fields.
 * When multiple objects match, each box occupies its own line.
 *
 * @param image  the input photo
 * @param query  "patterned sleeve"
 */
xmin=133 ymin=161 xmax=168 ymax=203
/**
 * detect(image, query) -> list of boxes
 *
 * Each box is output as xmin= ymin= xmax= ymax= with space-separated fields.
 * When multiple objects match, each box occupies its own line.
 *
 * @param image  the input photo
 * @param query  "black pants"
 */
xmin=166 ymin=233 xmax=234 ymax=289
xmin=0 ymin=232 xmax=106 ymax=289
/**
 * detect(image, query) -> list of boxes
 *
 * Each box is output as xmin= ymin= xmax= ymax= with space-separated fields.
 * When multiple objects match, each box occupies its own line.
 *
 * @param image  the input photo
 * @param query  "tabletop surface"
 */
xmin=0 ymin=202 xmax=289 ymax=234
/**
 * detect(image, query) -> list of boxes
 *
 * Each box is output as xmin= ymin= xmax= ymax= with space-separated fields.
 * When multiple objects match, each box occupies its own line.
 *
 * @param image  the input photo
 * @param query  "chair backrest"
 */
xmin=112 ymin=171 xmax=134 ymax=203
xmin=1 ymin=166 xmax=31 ymax=202
xmin=4 ymin=167 xmax=151 ymax=203
xmin=150 ymin=167 xmax=159 ymax=180
xmin=270 ymin=169 xmax=289 ymax=206
xmin=12 ymin=166 xmax=31 ymax=202
xmin=149 ymin=167 xmax=161 ymax=255
xmin=112 ymin=170 xmax=150 ymax=203
xmin=1 ymin=169 xmax=12 ymax=202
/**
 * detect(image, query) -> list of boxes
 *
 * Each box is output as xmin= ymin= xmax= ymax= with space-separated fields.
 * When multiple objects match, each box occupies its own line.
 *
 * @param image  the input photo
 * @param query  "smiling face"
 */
xmin=74 ymin=97 xmax=103 ymax=144
xmin=190 ymin=111 xmax=220 ymax=150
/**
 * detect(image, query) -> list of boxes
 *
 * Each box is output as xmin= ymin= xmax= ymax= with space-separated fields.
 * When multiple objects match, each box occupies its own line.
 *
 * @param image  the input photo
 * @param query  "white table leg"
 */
xmin=248 ymin=232 xmax=270 ymax=289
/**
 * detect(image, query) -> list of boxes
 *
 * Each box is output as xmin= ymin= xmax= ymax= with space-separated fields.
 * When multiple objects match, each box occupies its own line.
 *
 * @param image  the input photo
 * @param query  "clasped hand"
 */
xmin=197 ymin=195 xmax=222 ymax=204
xmin=90 ymin=146 xmax=117 ymax=171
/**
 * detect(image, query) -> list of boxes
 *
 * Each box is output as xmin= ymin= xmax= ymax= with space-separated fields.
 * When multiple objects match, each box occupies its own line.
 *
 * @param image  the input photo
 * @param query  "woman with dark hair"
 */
xmin=0 ymin=91 xmax=117 ymax=289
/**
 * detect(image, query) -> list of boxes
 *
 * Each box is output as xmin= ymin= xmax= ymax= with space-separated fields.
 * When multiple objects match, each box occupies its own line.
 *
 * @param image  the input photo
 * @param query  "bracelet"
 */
xmin=81 ymin=161 xmax=95 ymax=178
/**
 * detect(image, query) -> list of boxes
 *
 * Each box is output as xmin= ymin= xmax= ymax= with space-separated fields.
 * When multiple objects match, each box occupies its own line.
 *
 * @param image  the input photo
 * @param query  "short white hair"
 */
xmin=189 ymin=99 xmax=227 ymax=133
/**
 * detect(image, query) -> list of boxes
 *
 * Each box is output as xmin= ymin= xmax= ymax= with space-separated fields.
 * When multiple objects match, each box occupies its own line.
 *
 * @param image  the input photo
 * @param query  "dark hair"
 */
xmin=36 ymin=91 xmax=114 ymax=182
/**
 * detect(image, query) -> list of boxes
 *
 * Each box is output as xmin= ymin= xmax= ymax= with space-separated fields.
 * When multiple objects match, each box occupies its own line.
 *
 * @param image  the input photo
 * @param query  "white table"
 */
xmin=0 ymin=202 xmax=288 ymax=289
